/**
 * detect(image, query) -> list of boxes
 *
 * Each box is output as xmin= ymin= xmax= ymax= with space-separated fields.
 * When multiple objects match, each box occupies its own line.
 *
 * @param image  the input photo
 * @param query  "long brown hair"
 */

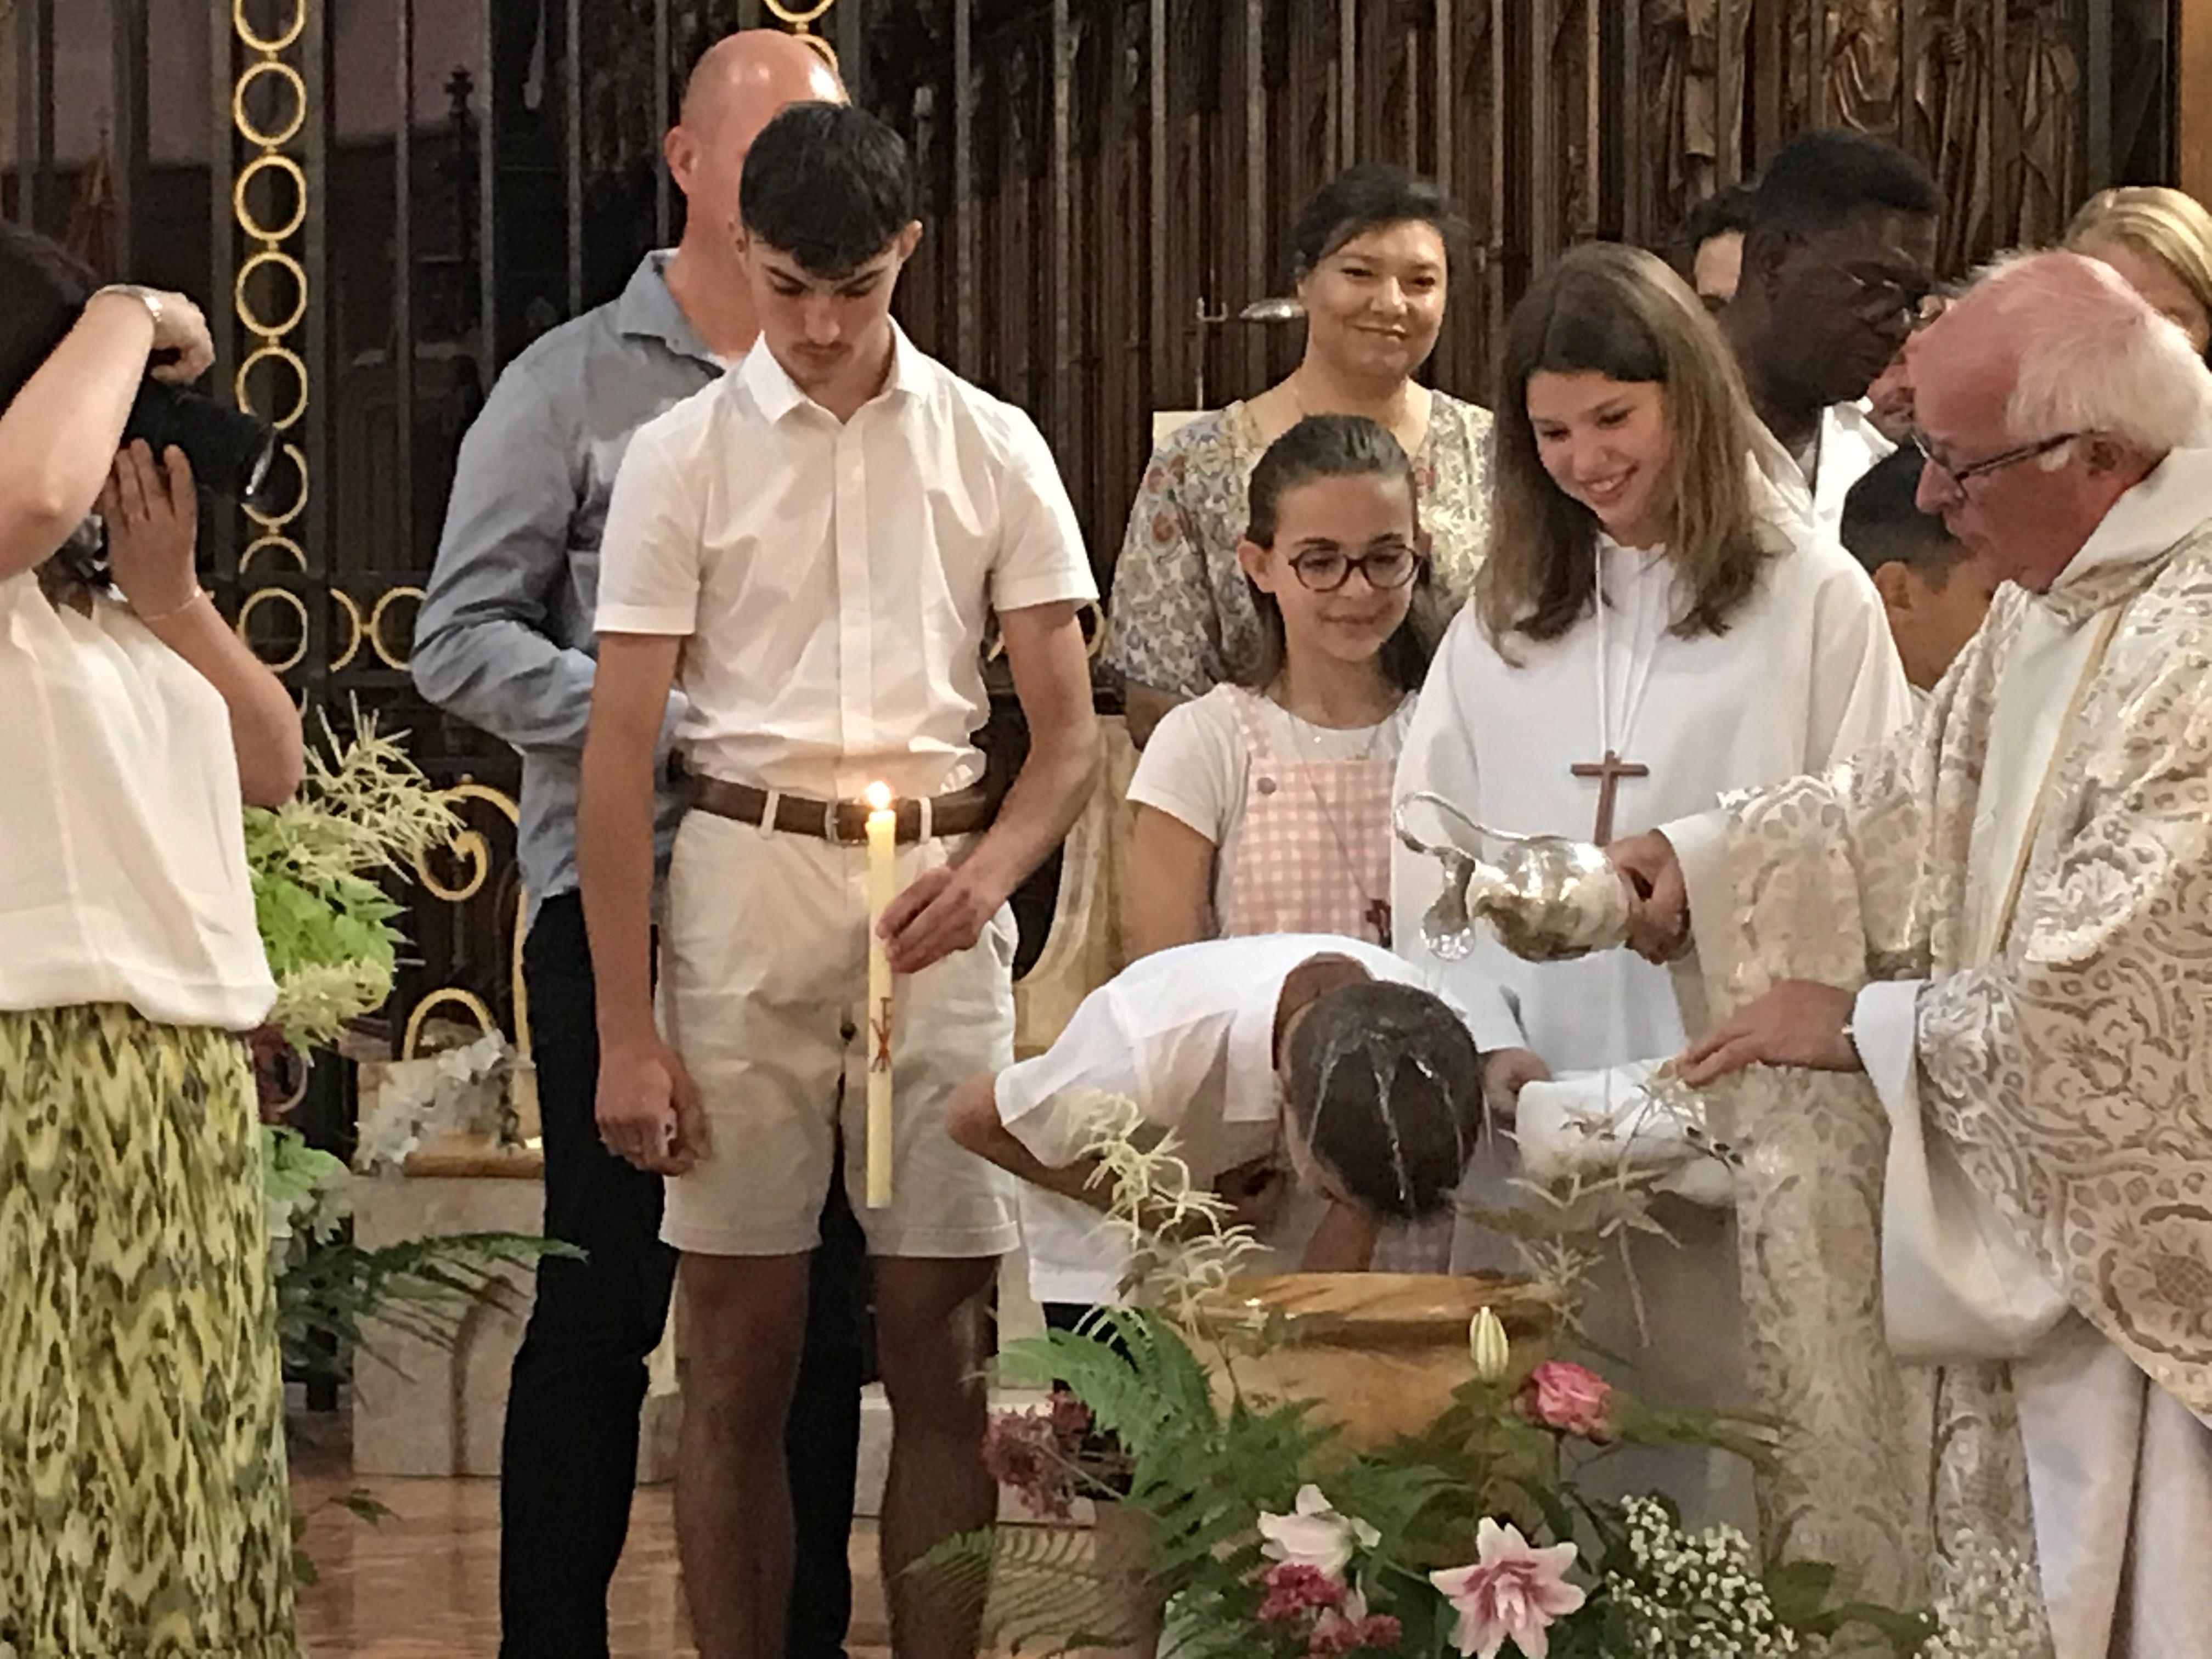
xmin=1476 ymin=242 xmax=1771 ymax=648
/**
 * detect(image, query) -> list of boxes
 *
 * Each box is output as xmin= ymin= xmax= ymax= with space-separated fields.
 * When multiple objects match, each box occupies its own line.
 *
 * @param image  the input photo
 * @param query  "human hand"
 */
xmin=879 ymin=860 xmax=1007 ymax=975
xmin=142 ymin=288 xmax=215 ymax=382
xmin=596 ymin=1038 xmax=710 ymax=1175
xmin=1677 ymin=979 xmax=1859 ymax=1087
xmin=1608 ymin=830 xmax=1689 ymax=964
xmin=99 ymin=442 xmax=201 ymax=619
xmin=1482 ymin=1047 xmax=1552 ymax=1128
xmin=1214 ymin=1155 xmax=1290 ymax=1233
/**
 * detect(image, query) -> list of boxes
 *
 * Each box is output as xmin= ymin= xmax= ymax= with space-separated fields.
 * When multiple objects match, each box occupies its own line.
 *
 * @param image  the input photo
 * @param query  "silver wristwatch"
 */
xmin=94 ymin=283 xmax=166 ymax=334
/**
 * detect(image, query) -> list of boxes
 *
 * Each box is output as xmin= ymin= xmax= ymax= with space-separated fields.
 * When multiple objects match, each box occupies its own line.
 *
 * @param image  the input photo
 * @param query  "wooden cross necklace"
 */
xmin=1575 ymin=539 xmax=1660 ymax=845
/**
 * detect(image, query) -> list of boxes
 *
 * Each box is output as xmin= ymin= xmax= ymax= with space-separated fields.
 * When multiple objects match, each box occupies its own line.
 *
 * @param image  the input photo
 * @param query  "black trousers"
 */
xmin=499 ymin=893 xmax=870 ymax=1659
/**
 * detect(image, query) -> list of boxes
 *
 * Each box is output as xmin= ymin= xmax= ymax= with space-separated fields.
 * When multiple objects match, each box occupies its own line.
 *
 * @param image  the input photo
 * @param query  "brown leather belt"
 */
xmin=684 ymin=773 xmax=997 ymax=844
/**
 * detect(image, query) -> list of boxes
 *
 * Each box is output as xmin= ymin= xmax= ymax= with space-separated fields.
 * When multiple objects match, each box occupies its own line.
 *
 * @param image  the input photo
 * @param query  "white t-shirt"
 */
xmin=1128 ymin=685 xmax=1415 ymax=922
xmin=995 ymin=933 xmax=1453 ymax=1305
xmin=0 ymin=573 xmax=276 ymax=1030
xmin=595 ymin=324 xmax=1099 ymax=801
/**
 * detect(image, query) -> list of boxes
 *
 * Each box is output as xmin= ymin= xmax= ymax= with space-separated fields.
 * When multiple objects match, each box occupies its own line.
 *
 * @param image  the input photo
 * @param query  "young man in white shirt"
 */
xmin=578 ymin=103 xmax=1099 ymax=1659
xmin=947 ymin=935 xmax=1486 ymax=1311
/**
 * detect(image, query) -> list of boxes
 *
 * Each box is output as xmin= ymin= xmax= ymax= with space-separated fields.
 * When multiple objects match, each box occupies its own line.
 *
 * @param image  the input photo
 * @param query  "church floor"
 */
xmin=288 ymin=1408 xmax=895 ymax=1658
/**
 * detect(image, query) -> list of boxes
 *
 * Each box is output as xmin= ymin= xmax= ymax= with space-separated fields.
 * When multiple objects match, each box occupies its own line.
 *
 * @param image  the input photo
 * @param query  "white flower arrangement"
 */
xmin=352 ymin=1032 xmax=520 ymax=1174
xmin=1607 ymin=1497 xmax=1803 ymax=1657
xmin=1922 ymin=1541 xmax=2052 ymax=1659
xmin=1072 ymin=1087 xmax=1267 ymax=1325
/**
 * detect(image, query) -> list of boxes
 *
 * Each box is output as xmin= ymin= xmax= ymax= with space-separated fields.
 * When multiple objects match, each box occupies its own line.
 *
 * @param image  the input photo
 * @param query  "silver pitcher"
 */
xmin=1392 ymin=792 xmax=1635 ymax=963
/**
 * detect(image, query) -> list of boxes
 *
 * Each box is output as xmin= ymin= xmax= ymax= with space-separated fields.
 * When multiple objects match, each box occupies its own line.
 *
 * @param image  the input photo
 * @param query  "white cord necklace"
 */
xmin=1577 ymin=539 xmax=1664 ymax=843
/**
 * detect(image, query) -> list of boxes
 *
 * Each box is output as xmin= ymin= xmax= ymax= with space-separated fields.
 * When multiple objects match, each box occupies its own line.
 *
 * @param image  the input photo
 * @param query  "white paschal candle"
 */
xmin=864 ymin=782 xmax=896 ymax=1208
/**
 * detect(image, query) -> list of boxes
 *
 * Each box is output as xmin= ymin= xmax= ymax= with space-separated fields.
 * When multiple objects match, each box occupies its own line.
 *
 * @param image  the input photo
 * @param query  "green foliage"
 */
xmin=244 ymin=710 xmax=456 ymax=1050
xmin=275 ymin=1228 xmax=578 ymax=1375
xmin=918 ymin=1526 xmax=1138 ymax=1655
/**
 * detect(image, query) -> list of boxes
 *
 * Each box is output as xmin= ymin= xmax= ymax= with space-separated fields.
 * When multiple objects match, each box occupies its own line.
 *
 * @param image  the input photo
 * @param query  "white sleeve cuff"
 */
xmin=1852 ymin=977 xmax=1923 ymax=1127
xmin=1860 ymin=977 xmax=2070 ymax=1362
xmin=1657 ymin=808 xmax=1733 ymax=947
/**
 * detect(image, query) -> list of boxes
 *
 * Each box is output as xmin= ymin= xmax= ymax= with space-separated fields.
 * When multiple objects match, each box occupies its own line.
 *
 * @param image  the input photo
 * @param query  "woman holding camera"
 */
xmin=0 ymin=224 xmax=302 ymax=1652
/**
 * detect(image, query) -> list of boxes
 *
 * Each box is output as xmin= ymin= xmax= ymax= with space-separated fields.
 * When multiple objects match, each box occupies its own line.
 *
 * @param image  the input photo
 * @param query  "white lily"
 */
xmin=1257 ymin=1483 xmax=1381 ymax=1582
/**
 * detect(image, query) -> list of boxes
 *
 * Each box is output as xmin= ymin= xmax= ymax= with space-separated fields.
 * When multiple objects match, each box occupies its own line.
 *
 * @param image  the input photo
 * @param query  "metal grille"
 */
xmin=1 ymin=0 xmax=2182 ymax=1055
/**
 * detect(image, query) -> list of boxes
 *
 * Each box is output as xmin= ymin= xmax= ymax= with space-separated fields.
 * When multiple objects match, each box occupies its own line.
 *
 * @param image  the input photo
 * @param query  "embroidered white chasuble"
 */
xmin=1674 ymin=446 xmax=2212 ymax=1635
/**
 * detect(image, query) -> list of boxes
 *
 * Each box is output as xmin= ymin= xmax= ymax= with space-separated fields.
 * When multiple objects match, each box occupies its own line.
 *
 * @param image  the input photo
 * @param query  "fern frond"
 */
xmin=277 ymin=1230 xmax=578 ymax=1372
xmin=911 ymin=1525 xmax=1143 ymax=1654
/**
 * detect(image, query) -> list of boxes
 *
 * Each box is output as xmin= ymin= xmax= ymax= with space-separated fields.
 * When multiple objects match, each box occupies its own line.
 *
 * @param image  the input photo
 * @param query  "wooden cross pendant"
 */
xmin=1364 ymin=898 xmax=1392 ymax=946
xmin=1571 ymin=749 xmax=1650 ymax=844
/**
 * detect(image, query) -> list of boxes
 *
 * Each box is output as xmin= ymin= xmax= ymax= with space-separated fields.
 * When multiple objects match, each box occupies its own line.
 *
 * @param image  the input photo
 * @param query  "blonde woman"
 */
xmin=1390 ymin=241 xmax=1908 ymax=1527
xmin=1108 ymin=163 xmax=1493 ymax=746
xmin=2067 ymin=184 xmax=2212 ymax=358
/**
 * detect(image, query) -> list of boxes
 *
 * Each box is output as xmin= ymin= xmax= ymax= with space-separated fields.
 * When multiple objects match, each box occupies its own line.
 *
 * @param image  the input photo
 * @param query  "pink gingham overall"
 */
xmin=1217 ymin=686 xmax=1451 ymax=1271
xmin=1218 ymin=687 xmax=1394 ymax=946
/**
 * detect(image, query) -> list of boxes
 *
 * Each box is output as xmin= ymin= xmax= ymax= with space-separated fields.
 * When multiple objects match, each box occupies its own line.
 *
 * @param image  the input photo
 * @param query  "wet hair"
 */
xmin=1747 ymin=129 xmax=1938 ymax=241
xmin=740 ymin=102 xmax=915 ymax=278
xmin=1284 ymin=980 xmax=1483 ymax=1224
xmin=1291 ymin=163 xmax=1470 ymax=285
xmin=1840 ymin=445 xmax=1960 ymax=582
xmin=0 ymin=222 xmax=97 ymax=411
xmin=1235 ymin=413 xmax=1443 ymax=692
xmin=1478 ymin=242 xmax=1770 ymax=648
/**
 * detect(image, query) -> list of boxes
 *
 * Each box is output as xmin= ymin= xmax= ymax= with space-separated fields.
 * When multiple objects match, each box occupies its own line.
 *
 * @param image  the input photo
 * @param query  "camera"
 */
xmin=123 ymin=380 xmax=280 ymax=510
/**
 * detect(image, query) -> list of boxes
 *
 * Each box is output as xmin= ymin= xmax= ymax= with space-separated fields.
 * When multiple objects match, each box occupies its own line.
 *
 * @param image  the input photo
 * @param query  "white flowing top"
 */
xmin=0 ymin=571 xmax=275 ymax=1031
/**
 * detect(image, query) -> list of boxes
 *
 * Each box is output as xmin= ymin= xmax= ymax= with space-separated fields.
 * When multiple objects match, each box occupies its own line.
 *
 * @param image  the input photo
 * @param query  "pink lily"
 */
xmin=1429 ymin=1518 xmax=1587 ymax=1659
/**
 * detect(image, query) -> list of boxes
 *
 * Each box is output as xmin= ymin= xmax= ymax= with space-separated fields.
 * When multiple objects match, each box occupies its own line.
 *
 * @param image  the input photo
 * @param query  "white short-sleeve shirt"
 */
xmin=594 ymin=324 xmax=1099 ymax=800
xmin=995 ymin=933 xmax=1451 ymax=1305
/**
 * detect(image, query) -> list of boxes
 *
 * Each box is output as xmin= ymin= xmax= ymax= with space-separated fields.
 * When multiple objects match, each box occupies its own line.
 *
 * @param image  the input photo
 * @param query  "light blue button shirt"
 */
xmin=413 ymin=252 xmax=716 ymax=923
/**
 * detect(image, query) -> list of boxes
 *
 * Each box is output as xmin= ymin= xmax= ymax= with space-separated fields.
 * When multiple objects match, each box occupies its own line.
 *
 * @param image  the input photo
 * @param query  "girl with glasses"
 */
xmin=1122 ymin=413 xmax=1452 ymax=1270
xmin=1391 ymin=242 xmax=1910 ymax=1527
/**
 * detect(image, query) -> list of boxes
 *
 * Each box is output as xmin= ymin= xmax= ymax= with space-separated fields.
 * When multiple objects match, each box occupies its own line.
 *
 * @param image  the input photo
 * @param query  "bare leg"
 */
xmin=673 ymin=1252 xmax=810 ymax=1659
xmin=870 ymin=1255 xmax=1002 ymax=1659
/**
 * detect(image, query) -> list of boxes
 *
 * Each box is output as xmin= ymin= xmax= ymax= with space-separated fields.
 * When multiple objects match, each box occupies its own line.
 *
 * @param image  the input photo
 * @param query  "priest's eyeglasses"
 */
xmin=1287 ymin=543 xmax=1427 ymax=592
xmin=1912 ymin=430 xmax=2083 ymax=494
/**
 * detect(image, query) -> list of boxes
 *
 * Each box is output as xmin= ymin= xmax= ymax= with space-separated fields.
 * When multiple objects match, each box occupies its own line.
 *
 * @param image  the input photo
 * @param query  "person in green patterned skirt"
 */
xmin=0 ymin=224 xmax=305 ymax=1656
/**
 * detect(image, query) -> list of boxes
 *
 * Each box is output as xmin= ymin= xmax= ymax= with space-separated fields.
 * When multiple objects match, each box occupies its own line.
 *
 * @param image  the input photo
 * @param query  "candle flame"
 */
xmin=864 ymin=781 xmax=892 ymax=811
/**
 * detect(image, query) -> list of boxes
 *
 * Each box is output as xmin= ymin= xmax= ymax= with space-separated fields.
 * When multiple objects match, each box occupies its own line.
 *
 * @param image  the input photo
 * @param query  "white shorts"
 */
xmin=657 ymin=810 xmax=1020 ymax=1260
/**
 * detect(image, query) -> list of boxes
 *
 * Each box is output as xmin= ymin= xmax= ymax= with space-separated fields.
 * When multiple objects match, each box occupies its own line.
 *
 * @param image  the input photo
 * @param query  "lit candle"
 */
xmin=864 ymin=782 xmax=896 ymax=1208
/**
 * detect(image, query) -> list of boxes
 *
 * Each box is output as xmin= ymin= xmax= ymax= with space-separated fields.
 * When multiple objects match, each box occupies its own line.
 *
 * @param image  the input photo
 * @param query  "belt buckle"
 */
xmin=822 ymin=797 xmax=850 ymax=843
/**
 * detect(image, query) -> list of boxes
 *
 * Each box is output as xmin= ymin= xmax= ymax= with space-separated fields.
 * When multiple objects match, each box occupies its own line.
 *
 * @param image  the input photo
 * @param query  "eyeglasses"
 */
xmin=1911 ymin=430 xmax=2083 ymax=493
xmin=1286 ymin=543 xmax=1427 ymax=592
xmin=1838 ymin=267 xmax=1931 ymax=329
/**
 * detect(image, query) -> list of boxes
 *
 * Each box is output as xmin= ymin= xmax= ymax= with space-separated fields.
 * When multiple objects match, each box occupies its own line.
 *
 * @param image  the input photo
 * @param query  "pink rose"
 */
xmin=1518 ymin=1360 xmax=1613 ymax=1440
